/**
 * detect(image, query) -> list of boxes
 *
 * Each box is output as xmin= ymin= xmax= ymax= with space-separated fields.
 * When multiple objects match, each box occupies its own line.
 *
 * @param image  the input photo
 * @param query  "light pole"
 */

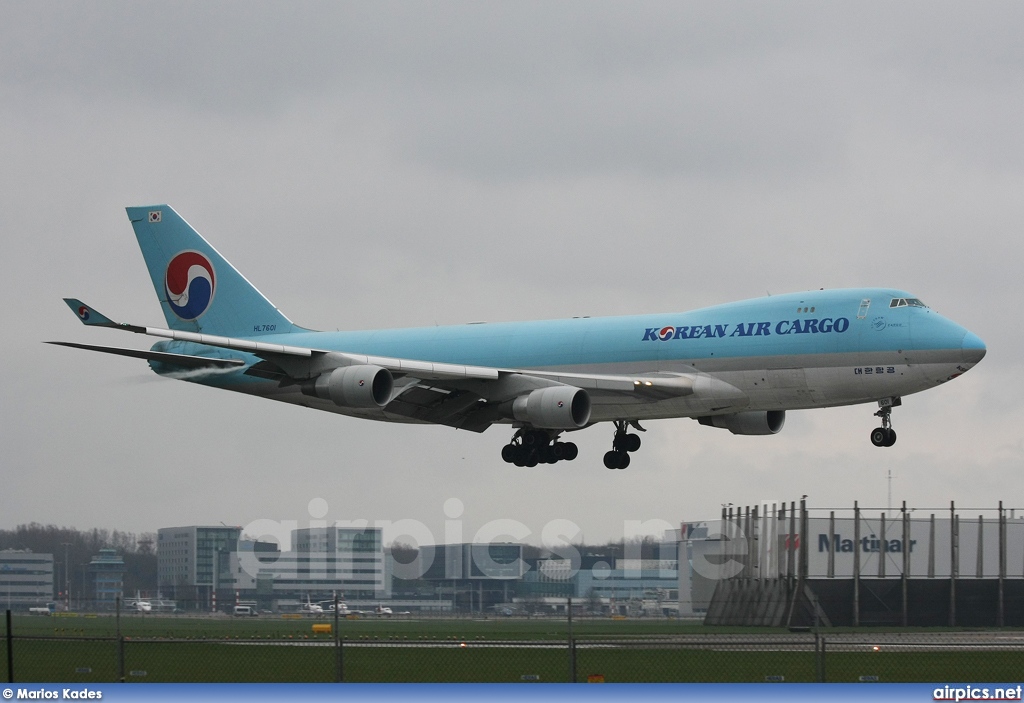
xmin=80 ymin=564 xmax=89 ymax=611
xmin=61 ymin=543 xmax=71 ymax=611
xmin=213 ymin=548 xmax=222 ymax=613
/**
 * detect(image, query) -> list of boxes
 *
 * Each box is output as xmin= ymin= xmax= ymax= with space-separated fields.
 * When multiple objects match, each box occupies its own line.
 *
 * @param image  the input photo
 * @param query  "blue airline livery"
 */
xmin=52 ymin=206 xmax=986 ymax=469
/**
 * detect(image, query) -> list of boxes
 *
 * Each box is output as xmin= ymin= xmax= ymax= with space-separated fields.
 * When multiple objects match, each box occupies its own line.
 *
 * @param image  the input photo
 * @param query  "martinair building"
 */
xmin=681 ymin=500 xmax=1024 ymax=627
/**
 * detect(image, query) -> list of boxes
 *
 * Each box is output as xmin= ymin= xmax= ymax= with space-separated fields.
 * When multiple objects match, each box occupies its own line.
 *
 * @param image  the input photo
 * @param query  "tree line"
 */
xmin=0 ymin=523 xmax=157 ymax=601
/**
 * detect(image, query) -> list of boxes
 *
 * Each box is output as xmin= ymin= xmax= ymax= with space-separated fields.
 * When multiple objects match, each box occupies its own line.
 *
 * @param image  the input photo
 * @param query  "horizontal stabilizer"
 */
xmin=62 ymin=298 xmax=120 ymax=327
xmin=46 ymin=341 xmax=245 ymax=369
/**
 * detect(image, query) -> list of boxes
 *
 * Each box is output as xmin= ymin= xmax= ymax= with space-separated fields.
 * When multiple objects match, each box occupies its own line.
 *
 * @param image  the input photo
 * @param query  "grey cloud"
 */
xmin=7 ymin=2 xmax=1023 ymax=181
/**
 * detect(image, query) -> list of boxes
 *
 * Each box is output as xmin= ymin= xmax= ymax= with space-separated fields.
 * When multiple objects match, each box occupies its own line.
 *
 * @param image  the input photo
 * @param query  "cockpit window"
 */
xmin=889 ymin=297 xmax=928 ymax=308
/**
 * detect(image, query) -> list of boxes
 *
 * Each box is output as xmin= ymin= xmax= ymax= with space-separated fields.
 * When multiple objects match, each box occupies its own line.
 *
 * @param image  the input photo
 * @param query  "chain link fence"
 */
xmin=6 ymin=611 xmax=1024 ymax=683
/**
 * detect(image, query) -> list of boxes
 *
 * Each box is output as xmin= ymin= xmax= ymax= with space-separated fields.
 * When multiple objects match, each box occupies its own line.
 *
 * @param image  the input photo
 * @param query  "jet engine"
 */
xmin=697 ymin=410 xmax=786 ymax=435
xmin=313 ymin=365 xmax=393 ymax=408
xmin=512 ymin=386 xmax=591 ymax=429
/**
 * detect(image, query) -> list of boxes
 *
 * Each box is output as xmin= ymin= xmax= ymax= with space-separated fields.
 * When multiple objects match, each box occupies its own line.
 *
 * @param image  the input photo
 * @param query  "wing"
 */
xmin=54 ymin=300 xmax=728 ymax=432
xmin=45 ymin=341 xmax=245 ymax=369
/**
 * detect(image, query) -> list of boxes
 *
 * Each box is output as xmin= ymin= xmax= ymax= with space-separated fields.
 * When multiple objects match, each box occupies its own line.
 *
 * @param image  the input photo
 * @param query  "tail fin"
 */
xmin=127 ymin=205 xmax=296 ymax=337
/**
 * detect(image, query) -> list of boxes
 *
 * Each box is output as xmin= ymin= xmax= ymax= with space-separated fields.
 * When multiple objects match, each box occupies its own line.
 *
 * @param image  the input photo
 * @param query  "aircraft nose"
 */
xmin=961 ymin=330 xmax=987 ymax=365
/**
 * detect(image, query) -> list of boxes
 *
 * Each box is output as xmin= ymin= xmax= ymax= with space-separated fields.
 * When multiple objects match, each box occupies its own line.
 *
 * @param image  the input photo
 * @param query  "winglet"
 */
xmin=62 ymin=298 xmax=119 ymax=327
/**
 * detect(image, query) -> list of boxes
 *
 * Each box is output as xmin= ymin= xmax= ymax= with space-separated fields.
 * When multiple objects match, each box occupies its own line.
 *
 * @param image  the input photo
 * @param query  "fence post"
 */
xmin=6 ymin=609 xmax=13 ymax=684
xmin=812 ymin=594 xmax=824 ymax=683
xmin=567 ymin=596 xmax=576 ymax=683
xmin=334 ymin=594 xmax=343 ymax=683
xmin=999 ymin=501 xmax=1006 ymax=627
xmin=901 ymin=502 xmax=909 ymax=627
xmin=827 ymin=511 xmax=835 ymax=578
xmin=799 ymin=498 xmax=808 ymax=584
xmin=814 ymin=633 xmax=820 ymax=682
xmin=116 ymin=596 xmax=124 ymax=683
xmin=853 ymin=502 xmax=860 ymax=627
xmin=787 ymin=502 xmax=797 ymax=590
xmin=820 ymin=637 xmax=827 ymax=682
xmin=949 ymin=501 xmax=957 ymax=627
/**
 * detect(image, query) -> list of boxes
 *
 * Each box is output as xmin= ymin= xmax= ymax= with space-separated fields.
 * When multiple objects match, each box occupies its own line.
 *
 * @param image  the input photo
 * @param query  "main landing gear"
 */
xmin=603 ymin=420 xmax=644 ymax=470
xmin=870 ymin=397 xmax=901 ymax=447
xmin=501 ymin=429 xmax=579 ymax=467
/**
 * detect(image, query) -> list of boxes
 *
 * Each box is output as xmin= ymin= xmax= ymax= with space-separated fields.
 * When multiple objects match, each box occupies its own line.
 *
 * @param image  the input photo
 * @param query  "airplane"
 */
xmin=325 ymin=601 xmax=351 ymax=616
xmin=375 ymin=604 xmax=393 ymax=616
xmin=124 ymin=591 xmax=152 ymax=613
xmin=300 ymin=594 xmax=324 ymax=616
xmin=51 ymin=205 xmax=986 ymax=469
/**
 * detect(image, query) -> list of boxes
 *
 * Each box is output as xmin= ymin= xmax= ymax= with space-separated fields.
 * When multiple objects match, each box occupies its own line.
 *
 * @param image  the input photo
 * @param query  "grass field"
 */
xmin=10 ymin=612 xmax=739 ymax=639
xmin=5 ymin=614 xmax=1024 ymax=683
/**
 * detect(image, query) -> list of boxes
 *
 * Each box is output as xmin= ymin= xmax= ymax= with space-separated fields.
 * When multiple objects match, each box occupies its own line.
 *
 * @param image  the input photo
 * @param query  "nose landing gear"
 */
xmin=501 ymin=429 xmax=578 ymax=466
xmin=870 ymin=397 xmax=901 ymax=447
xmin=603 ymin=420 xmax=644 ymax=469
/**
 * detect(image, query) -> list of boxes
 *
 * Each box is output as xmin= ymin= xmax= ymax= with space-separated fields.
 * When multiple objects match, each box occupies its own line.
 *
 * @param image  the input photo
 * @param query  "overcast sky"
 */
xmin=2 ymin=2 xmax=1021 ymax=550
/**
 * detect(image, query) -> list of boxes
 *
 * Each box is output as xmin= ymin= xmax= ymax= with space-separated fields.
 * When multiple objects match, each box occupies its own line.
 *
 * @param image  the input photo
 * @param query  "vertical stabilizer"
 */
xmin=126 ymin=205 xmax=296 ymax=337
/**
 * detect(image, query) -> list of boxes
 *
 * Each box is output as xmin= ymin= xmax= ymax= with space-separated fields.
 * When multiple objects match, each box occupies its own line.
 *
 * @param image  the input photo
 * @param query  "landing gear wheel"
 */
xmin=870 ymin=427 xmax=889 ymax=447
xmin=622 ymin=433 xmax=641 ymax=452
xmin=606 ymin=420 xmax=641 ymax=467
xmin=603 ymin=450 xmax=630 ymax=469
xmin=504 ymin=430 xmax=579 ymax=465
xmin=539 ymin=445 xmax=558 ymax=464
xmin=512 ymin=446 xmax=528 ymax=467
xmin=870 ymin=398 xmax=900 ymax=448
xmin=549 ymin=442 xmax=578 ymax=462
xmin=613 ymin=432 xmax=641 ymax=452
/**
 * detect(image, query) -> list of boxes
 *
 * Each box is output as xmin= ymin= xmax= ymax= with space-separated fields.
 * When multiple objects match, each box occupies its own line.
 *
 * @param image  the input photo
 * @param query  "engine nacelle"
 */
xmin=512 ymin=386 xmax=591 ymax=429
xmin=698 ymin=410 xmax=786 ymax=435
xmin=314 ymin=365 xmax=393 ymax=408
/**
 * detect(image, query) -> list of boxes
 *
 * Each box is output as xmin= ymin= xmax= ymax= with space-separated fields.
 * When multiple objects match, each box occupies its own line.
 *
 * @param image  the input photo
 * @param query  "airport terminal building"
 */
xmin=157 ymin=525 xmax=243 ymax=607
xmin=0 ymin=549 xmax=54 ymax=608
xmin=158 ymin=524 xmax=389 ymax=611
xmin=224 ymin=526 xmax=390 ymax=610
xmin=153 ymin=525 xmax=681 ymax=615
xmin=517 ymin=556 xmax=679 ymax=615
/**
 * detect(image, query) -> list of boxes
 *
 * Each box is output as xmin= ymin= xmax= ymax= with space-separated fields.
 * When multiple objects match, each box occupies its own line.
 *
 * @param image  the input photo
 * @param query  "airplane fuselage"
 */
xmin=152 ymin=287 xmax=984 ymax=426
